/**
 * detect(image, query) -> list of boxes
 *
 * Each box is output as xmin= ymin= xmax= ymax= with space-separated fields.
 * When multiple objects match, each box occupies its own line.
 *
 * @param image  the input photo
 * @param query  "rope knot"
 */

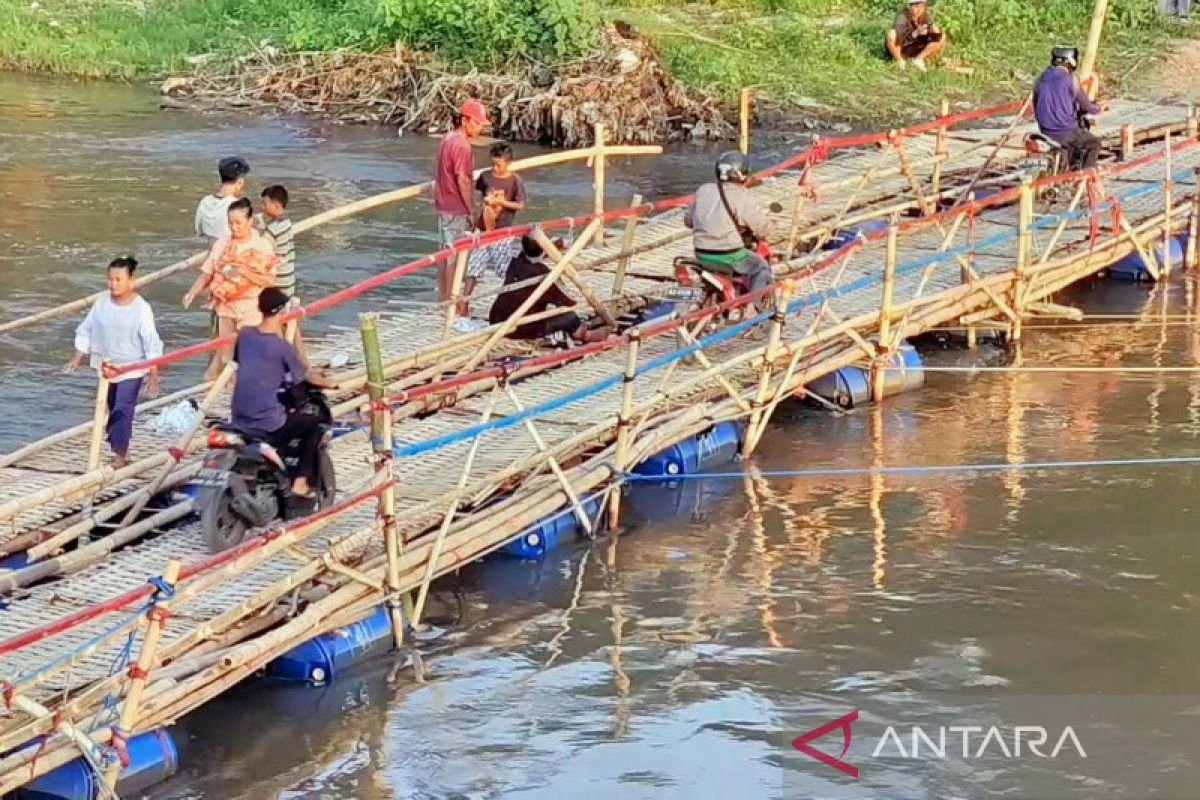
xmin=146 ymin=606 xmax=171 ymax=626
xmin=147 ymin=575 xmax=175 ymax=601
xmin=0 ymin=679 xmax=14 ymax=709
xmin=110 ymin=725 xmax=132 ymax=768
xmin=127 ymin=663 xmax=150 ymax=681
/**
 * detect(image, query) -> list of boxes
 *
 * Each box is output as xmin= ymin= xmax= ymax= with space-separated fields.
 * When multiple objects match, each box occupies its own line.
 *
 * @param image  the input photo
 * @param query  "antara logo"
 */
xmin=792 ymin=709 xmax=860 ymax=779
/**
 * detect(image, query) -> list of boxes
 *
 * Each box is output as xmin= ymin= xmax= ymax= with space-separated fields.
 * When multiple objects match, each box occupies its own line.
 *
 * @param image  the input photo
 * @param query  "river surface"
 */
xmin=5 ymin=75 xmax=1200 ymax=800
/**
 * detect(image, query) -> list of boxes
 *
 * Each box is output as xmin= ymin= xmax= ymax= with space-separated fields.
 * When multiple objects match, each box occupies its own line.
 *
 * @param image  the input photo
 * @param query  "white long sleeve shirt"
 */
xmin=74 ymin=293 xmax=163 ymax=382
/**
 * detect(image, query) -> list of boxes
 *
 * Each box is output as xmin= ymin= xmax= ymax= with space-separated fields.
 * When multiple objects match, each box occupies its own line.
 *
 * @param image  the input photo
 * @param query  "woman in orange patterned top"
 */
xmin=184 ymin=198 xmax=277 ymax=378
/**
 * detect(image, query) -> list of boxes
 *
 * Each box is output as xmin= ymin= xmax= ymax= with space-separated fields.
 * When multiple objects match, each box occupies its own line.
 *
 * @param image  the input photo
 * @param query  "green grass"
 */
xmin=0 ymin=0 xmax=1191 ymax=126
xmin=610 ymin=0 xmax=1184 ymax=120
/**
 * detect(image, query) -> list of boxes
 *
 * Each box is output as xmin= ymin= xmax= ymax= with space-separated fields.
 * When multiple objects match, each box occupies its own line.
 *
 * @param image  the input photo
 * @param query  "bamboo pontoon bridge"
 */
xmin=1 ymin=84 xmax=1199 ymax=795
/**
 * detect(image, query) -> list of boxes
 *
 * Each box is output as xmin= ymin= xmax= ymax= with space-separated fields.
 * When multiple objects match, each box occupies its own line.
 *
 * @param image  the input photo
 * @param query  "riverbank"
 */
xmin=0 ymin=0 xmax=1195 ymax=142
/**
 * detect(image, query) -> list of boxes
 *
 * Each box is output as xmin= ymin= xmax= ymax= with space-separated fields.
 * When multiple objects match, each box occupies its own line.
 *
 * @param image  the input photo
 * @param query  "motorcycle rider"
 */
xmin=230 ymin=288 xmax=336 ymax=500
xmin=1033 ymin=45 xmax=1103 ymax=170
xmin=683 ymin=150 xmax=775 ymax=312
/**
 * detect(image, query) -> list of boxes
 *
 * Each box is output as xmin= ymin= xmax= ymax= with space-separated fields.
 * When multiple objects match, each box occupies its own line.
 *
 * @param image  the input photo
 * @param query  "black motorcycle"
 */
xmin=191 ymin=383 xmax=337 ymax=553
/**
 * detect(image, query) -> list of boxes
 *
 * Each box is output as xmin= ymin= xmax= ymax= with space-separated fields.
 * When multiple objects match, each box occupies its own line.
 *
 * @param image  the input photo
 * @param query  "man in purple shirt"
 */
xmin=231 ymin=288 xmax=336 ymax=498
xmin=1033 ymin=46 xmax=1104 ymax=170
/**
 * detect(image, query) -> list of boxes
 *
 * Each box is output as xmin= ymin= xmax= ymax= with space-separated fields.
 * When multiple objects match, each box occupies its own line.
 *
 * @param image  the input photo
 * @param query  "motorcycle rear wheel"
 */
xmin=202 ymin=474 xmax=251 ymax=553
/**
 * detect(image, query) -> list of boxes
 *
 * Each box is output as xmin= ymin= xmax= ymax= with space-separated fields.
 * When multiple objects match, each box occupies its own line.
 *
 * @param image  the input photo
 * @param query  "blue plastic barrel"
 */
xmin=632 ymin=421 xmax=744 ymax=478
xmin=0 ymin=551 xmax=28 ymax=571
xmin=497 ymin=495 xmax=602 ymax=559
xmin=1107 ymin=235 xmax=1185 ymax=281
xmin=266 ymin=606 xmax=393 ymax=685
xmin=16 ymin=729 xmax=178 ymax=800
xmin=805 ymin=342 xmax=924 ymax=409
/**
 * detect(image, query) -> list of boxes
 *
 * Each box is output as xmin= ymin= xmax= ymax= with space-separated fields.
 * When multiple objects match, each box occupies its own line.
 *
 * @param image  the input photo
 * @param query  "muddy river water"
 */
xmin=3 ymin=73 xmax=1200 ymax=799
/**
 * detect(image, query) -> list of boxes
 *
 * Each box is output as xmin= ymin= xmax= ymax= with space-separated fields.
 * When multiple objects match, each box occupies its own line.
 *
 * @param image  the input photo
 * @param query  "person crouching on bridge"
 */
xmin=488 ymin=235 xmax=612 ymax=344
xmin=683 ymin=150 xmax=775 ymax=314
xmin=886 ymin=0 xmax=946 ymax=71
xmin=1033 ymin=46 xmax=1104 ymax=171
xmin=183 ymin=198 xmax=278 ymax=380
xmin=66 ymin=257 xmax=163 ymax=469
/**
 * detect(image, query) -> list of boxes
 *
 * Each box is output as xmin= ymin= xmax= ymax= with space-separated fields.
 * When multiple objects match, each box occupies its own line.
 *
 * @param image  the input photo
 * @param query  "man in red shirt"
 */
xmin=434 ymin=98 xmax=489 ymax=305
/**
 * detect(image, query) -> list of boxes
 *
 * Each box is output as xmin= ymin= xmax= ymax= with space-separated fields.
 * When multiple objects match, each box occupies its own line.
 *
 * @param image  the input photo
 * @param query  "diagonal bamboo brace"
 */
xmin=534 ymin=230 xmax=618 ymax=327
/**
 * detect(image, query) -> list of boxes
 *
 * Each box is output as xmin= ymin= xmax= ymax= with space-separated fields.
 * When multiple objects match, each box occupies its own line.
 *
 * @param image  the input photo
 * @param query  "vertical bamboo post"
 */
xmin=1163 ymin=131 xmax=1175 ymax=278
xmin=1120 ymin=124 xmax=1135 ymax=162
xmin=360 ymin=312 xmax=408 ymax=647
xmin=1078 ymin=0 xmax=1110 ymax=91
xmin=738 ymin=88 xmax=753 ymax=156
xmin=872 ymin=220 xmax=899 ymax=403
xmin=783 ymin=167 xmax=812 ymax=264
xmin=1013 ymin=178 xmax=1034 ymax=342
xmin=1187 ymin=104 xmax=1198 ymax=140
xmin=442 ymin=249 xmax=470 ymax=337
xmin=931 ymin=98 xmax=951 ymax=200
xmin=611 ymin=193 xmax=644 ymax=297
xmin=743 ymin=287 xmax=790 ymax=457
xmin=1188 ymin=167 xmax=1200 ymax=271
xmin=963 ymin=192 xmax=977 ymax=348
xmin=593 ymin=123 xmax=607 ymax=245
xmin=102 ymin=558 xmax=180 ymax=790
xmin=608 ymin=330 xmax=640 ymax=528
xmin=86 ymin=370 xmax=110 ymax=472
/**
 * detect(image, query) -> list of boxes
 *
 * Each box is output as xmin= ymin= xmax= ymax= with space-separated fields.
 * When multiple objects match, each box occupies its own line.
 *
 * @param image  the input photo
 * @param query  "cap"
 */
xmin=907 ymin=0 xmax=926 ymax=4
xmin=459 ymin=98 xmax=490 ymax=126
xmin=258 ymin=287 xmax=290 ymax=317
xmin=218 ymin=156 xmax=250 ymax=183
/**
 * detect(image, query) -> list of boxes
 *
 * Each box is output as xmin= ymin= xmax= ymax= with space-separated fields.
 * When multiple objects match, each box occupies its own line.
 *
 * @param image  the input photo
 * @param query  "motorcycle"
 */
xmin=191 ymin=382 xmax=337 ymax=553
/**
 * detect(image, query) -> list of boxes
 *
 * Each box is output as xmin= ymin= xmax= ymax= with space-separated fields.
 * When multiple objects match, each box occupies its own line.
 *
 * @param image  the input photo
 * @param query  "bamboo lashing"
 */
xmin=611 ymin=193 xmax=643 ymax=296
xmin=102 ymin=558 xmax=180 ymax=789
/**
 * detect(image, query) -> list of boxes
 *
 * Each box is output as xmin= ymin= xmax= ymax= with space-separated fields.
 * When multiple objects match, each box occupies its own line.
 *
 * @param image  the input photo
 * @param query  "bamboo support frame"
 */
xmin=101 ymin=558 xmax=180 ymax=789
xmin=743 ymin=287 xmax=790 ymax=456
xmin=534 ymin=232 xmax=619 ymax=328
xmin=931 ymin=98 xmax=951 ymax=199
xmin=607 ymin=331 xmax=640 ymax=528
xmin=443 ymin=249 xmax=470 ymax=338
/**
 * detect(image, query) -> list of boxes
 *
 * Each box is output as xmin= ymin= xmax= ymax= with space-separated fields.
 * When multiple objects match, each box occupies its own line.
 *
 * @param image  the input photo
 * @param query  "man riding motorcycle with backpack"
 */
xmin=683 ymin=151 xmax=776 ymax=312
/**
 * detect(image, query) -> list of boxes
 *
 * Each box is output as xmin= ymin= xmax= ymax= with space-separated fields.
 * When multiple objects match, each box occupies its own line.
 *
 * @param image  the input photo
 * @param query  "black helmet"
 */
xmin=1050 ymin=45 xmax=1080 ymax=70
xmin=716 ymin=150 xmax=750 ymax=183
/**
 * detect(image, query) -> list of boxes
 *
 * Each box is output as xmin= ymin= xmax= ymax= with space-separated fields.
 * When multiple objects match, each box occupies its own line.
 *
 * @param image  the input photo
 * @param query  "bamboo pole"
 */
xmin=611 ymin=193 xmax=643 ymax=297
xmin=893 ymin=137 xmax=934 ymax=216
xmin=101 ymin=559 xmax=180 ymax=789
xmin=442 ymin=249 xmax=470 ymax=338
xmin=739 ymin=88 xmax=753 ymax=156
xmin=1078 ymin=0 xmax=1110 ymax=89
xmin=743 ymin=286 xmax=790 ymax=457
xmin=1188 ymin=167 xmax=1200 ymax=271
xmin=607 ymin=331 xmax=640 ymax=528
xmin=1013 ymin=178 xmax=1034 ymax=342
xmin=593 ymin=124 xmax=607 ymax=245
xmin=410 ymin=388 xmax=497 ymax=628
xmin=459 ymin=219 xmax=601 ymax=373
xmin=120 ymin=361 xmax=236 ymax=526
xmin=534 ymin=232 xmax=619 ymax=327
xmin=86 ymin=372 xmax=110 ymax=473
xmin=1163 ymin=131 xmax=1174 ymax=278
xmin=931 ymin=98 xmax=951 ymax=200
xmin=1188 ymin=105 xmax=1198 ymax=140
xmin=873 ymin=220 xmax=899 ymax=403
xmin=783 ymin=166 xmax=813 ymax=263
xmin=1121 ymin=124 xmax=1135 ymax=162
xmin=360 ymin=312 xmax=407 ymax=648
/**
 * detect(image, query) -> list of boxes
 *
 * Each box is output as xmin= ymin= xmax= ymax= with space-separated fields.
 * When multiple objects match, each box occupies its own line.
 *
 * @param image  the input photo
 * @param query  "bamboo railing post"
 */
xmin=1188 ymin=167 xmax=1200 ymax=271
xmin=1078 ymin=0 xmax=1110 ymax=90
xmin=593 ymin=124 xmax=607 ymax=245
xmin=608 ymin=330 xmax=640 ymax=528
xmin=783 ymin=167 xmax=813 ymax=263
xmin=120 ymin=361 xmax=236 ymax=526
xmin=1120 ymin=124 xmax=1135 ymax=162
xmin=86 ymin=370 xmax=110 ymax=473
xmin=743 ymin=286 xmax=790 ymax=457
xmin=611 ymin=193 xmax=643 ymax=297
xmin=1013 ymin=178 xmax=1034 ymax=342
xmin=738 ymin=88 xmax=753 ymax=156
xmin=442 ymin=249 xmax=470 ymax=337
xmin=872 ymin=220 xmax=899 ymax=403
xmin=1187 ymin=104 xmax=1198 ymax=140
xmin=102 ymin=558 xmax=180 ymax=790
xmin=1164 ymin=131 xmax=1175 ymax=278
xmin=360 ymin=312 xmax=408 ymax=647
xmin=931 ymin=98 xmax=951 ymax=199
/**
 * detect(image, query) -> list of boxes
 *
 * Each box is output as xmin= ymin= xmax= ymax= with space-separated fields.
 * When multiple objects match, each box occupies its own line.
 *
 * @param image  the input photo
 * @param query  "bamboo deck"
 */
xmin=0 ymin=97 xmax=1196 ymax=794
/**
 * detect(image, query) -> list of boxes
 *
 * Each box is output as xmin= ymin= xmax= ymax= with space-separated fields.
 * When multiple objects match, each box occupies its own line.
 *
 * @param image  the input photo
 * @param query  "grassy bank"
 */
xmin=0 ymin=0 xmax=1191 ymax=121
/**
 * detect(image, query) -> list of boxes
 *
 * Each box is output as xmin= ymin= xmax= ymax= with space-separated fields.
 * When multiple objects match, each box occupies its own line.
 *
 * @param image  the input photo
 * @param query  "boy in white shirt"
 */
xmin=66 ymin=257 xmax=164 ymax=468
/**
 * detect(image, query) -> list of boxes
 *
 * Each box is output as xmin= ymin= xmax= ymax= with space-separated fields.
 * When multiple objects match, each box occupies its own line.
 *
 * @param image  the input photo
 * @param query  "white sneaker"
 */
xmin=913 ymin=57 xmax=927 ymax=72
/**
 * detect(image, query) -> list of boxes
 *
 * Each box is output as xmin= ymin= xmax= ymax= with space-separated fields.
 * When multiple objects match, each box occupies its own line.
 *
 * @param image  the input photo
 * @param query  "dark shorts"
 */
xmin=889 ymin=31 xmax=943 ymax=59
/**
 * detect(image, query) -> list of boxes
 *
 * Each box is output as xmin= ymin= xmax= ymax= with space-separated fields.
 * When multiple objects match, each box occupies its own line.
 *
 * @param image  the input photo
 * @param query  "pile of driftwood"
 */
xmin=161 ymin=25 xmax=733 ymax=146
